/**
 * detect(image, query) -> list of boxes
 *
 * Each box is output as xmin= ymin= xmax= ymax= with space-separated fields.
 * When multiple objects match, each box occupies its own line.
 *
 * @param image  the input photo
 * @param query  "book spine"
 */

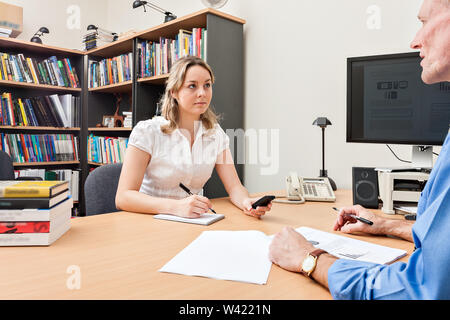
xmin=0 ymin=221 xmax=50 ymax=233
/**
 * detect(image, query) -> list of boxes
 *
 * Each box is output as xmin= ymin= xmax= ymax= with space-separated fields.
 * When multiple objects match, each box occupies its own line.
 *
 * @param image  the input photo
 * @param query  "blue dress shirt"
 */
xmin=328 ymin=132 xmax=450 ymax=299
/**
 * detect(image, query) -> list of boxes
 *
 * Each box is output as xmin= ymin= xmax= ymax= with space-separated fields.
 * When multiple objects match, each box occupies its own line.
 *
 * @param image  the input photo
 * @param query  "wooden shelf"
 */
xmin=88 ymin=161 xmax=104 ymax=166
xmin=138 ymin=74 xmax=169 ymax=85
xmin=136 ymin=8 xmax=245 ymax=41
xmin=0 ymin=126 xmax=80 ymax=131
xmin=84 ymin=35 xmax=135 ymax=58
xmin=0 ymin=79 xmax=82 ymax=92
xmin=88 ymin=80 xmax=132 ymax=93
xmin=0 ymin=37 xmax=84 ymax=57
xmin=88 ymin=127 xmax=132 ymax=132
xmin=13 ymin=161 xmax=80 ymax=167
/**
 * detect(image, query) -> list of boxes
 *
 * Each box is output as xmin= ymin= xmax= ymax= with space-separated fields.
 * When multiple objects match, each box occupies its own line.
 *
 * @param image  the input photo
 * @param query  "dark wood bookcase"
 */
xmin=1 ymin=8 xmax=245 ymax=215
xmin=0 ymin=37 xmax=85 ymax=215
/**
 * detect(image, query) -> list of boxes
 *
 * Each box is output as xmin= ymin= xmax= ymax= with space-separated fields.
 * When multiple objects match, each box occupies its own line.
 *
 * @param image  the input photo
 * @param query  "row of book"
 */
xmin=137 ymin=28 xmax=207 ymax=78
xmin=0 ymin=180 xmax=72 ymax=246
xmin=87 ymin=134 xmax=128 ymax=164
xmin=0 ymin=52 xmax=80 ymax=88
xmin=1 ymin=92 xmax=80 ymax=127
xmin=82 ymin=28 xmax=117 ymax=51
xmin=88 ymin=53 xmax=133 ymax=88
xmin=14 ymin=169 xmax=80 ymax=202
xmin=0 ymin=133 xmax=79 ymax=163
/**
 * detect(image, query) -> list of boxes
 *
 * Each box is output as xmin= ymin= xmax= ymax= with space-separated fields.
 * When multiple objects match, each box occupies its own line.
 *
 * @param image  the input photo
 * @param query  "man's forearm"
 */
xmin=380 ymin=218 xmax=414 ymax=242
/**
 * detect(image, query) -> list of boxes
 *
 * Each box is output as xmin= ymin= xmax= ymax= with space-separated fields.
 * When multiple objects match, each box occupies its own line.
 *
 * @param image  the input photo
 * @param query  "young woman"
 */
xmin=115 ymin=56 xmax=272 ymax=218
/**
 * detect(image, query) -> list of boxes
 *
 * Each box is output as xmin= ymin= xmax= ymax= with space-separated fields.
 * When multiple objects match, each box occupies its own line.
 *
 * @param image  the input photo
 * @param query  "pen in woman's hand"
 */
xmin=179 ymin=183 xmax=217 ymax=214
xmin=332 ymin=207 xmax=373 ymax=226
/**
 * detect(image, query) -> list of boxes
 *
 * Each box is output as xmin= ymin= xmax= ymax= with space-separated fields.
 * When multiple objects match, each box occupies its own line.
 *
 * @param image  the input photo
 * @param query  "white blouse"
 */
xmin=128 ymin=116 xmax=230 ymax=199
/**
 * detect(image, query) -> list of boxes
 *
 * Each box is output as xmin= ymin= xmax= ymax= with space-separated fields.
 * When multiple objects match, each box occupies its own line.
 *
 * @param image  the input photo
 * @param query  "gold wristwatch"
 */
xmin=300 ymin=249 xmax=327 ymax=277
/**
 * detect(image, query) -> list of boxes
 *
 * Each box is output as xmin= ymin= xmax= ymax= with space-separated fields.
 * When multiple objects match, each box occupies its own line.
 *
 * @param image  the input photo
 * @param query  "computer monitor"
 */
xmin=347 ymin=52 xmax=450 ymax=168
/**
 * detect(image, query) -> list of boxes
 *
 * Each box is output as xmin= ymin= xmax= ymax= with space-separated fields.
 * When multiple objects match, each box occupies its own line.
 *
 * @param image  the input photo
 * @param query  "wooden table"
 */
xmin=0 ymin=190 xmax=413 ymax=300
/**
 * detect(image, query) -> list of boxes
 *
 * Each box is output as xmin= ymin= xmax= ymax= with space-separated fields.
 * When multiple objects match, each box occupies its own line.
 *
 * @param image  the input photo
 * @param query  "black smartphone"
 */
xmin=251 ymin=195 xmax=275 ymax=209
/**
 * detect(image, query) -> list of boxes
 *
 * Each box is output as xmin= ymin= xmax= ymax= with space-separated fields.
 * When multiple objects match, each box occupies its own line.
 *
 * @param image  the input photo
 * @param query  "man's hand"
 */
xmin=268 ymin=226 xmax=315 ymax=273
xmin=333 ymin=205 xmax=386 ymax=235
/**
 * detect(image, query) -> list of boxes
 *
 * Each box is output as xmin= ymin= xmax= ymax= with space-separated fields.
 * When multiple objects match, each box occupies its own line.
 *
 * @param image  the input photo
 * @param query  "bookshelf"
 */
xmin=0 ymin=38 xmax=84 ymax=216
xmin=132 ymin=9 xmax=245 ymax=198
xmin=82 ymin=8 xmax=245 ymax=204
xmin=1 ymin=8 xmax=244 ymax=215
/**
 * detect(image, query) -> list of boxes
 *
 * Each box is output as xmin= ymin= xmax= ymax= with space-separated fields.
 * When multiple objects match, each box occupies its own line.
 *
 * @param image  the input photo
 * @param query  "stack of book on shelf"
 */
xmin=123 ymin=111 xmax=132 ymax=128
xmin=87 ymin=134 xmax=128 ymax=165
xmin=0 ymin=133 xmax=79 ymax=164
xmin=0 ymin=52 xmax=80 ymax=88
xmin=13 ymin=169 xmax=80 ymax=203
xmin=137 ymin=28 xmax=207 ymax=78
xmin=88 ymin=53 xmax=133 ymax=88
xmin=82 ymin=29 xmax=117 ymax=51
xmin=0 ymin=28 xmax=12 ymax=38
xmin=0 ymin=180 xmax=72 ymax=246
xmin=1 ymin=92 xmax=81 ymax=127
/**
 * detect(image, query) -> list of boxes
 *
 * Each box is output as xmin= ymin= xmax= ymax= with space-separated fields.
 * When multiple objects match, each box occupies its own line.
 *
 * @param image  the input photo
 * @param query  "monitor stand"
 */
xmin=411 ymin=145 xmax=433 ymax=169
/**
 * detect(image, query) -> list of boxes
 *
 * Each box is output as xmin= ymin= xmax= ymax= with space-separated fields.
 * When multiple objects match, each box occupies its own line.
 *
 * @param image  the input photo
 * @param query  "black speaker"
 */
xmin=352 ymin=167 xmax=379 ymax=208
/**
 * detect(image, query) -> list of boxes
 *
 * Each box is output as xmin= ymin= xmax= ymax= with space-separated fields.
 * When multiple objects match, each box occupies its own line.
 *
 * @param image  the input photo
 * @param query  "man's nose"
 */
xmin=410 ymin=30 xmax=422 ymax=50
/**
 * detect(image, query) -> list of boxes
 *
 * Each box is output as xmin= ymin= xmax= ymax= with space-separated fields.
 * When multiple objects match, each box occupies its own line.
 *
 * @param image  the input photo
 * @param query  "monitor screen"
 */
xmin=347 ymin=52 xmax=450 ymax=146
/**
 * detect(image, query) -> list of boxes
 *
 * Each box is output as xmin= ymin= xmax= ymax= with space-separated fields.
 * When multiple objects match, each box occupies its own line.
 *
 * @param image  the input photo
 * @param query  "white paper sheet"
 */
xmin=159 ymin=230 xmax=272 ymax=285
xmin=296 ymin=227 xmax=407 ymax=264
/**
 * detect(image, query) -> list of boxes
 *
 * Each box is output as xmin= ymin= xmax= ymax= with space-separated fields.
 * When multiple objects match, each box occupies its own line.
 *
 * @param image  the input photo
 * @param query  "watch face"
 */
xmin=302 ymin=256 xmax=316 ymax=272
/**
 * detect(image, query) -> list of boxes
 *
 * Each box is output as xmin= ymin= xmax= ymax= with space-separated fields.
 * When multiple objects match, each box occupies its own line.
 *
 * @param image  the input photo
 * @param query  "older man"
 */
xmin=269 ymin=0 xmax=450 ymax=299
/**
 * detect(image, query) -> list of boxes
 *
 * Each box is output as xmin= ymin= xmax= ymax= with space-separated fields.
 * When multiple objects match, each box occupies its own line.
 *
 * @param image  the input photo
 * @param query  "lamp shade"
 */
xmin=132 ymin=0 xmax=147 ymax=8
xmin=312 ymin=117 xmax=332 ymax=128
xmin=30 ymin=36 xmax=42 ymax=44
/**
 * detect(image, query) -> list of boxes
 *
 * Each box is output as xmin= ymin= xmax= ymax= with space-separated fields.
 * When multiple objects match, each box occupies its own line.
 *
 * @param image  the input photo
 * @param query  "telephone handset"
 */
xmin=273 ymin=172 xmax=336 ymax=204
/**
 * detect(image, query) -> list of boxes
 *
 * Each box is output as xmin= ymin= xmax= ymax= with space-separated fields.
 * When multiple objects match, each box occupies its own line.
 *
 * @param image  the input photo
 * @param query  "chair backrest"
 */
xmin=84 ymin=163 xmax=123 ymax=216
xmin=0 ymin=151 xmax=15 ymax=180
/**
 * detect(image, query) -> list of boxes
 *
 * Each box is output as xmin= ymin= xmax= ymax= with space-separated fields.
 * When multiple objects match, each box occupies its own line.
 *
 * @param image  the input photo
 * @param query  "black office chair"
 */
xmin=84 ymin=163 xmax=123 ymax=215
xmin=0 ymin=150 xmax=42 ymax=181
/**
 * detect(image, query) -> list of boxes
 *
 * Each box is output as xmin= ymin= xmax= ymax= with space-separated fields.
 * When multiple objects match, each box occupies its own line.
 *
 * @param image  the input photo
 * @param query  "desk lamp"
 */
xmin=30 ymin=27 xmax=49 ymax=44
xmin=313 ymin=117 xmax=337 ymax=191
xmin=132 ymin=1 xmax=177 ymax=23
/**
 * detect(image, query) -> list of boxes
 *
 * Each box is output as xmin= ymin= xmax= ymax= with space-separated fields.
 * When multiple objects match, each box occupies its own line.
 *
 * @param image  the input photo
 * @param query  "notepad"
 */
xmin=153 ymin=213 xmax=224 ymax=226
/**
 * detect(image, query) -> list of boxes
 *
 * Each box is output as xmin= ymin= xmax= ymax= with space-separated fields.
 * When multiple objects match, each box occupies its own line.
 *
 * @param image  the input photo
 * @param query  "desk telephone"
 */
xmin=274 ymin=172 xmax=336 ymax=204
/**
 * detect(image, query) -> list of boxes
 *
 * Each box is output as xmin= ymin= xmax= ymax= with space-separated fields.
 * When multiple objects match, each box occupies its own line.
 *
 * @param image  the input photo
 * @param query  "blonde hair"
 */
xmin=159 ymin=56 xmax=218 ymax=134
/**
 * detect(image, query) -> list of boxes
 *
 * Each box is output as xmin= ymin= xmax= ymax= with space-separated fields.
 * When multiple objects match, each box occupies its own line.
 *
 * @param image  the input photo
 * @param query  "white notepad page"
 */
xmin=154 ymin=213 xmax=224 ymax=226
xmin=159 ymin=230 xmax=272 ymax=285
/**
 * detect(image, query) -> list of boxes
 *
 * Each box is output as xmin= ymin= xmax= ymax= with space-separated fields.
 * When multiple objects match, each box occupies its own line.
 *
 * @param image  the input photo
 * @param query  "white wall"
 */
xmin=2 ymin=0 xmax=108 ymax=50
xmin=4 ymin=0 xmax=439 ymax=193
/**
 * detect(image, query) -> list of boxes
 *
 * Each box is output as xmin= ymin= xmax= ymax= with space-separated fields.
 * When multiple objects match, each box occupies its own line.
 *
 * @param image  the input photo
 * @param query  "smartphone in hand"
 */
xmin=251 ymin=195 xmax=275 ymax=209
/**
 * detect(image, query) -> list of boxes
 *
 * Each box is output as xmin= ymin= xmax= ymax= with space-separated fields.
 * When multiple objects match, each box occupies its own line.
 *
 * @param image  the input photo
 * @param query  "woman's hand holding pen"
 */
xmin=333 ymin=205 xmax=384 ymax=235
xmin=242 ymin=197 xmax=272 ymax=219
xmin=172 ymin=195 xmax=213 ymax=218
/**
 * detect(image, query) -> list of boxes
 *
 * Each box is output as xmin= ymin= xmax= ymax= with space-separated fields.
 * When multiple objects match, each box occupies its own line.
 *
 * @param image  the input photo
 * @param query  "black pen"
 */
xmin=332 ymin=207 xmax=373 ymax=225
xmin=179 ymin=183 xmax=217 ymax=214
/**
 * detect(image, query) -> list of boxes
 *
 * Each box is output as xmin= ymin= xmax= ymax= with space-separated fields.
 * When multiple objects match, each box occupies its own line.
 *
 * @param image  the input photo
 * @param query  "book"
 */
xmin=0 ymin=180 xmax=69 ymax=198
xmin=0 ymin=197 xmax=72 ymax=221
xmin=0 ymin=221 xmax=51 ymax=233
xmin=0 ymin=219 xmax=70 ymax=246
xmin=154 ymin=213 xmax=224 ymax=226
xmin=0 ymin=189 xmax=69 ymax=209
